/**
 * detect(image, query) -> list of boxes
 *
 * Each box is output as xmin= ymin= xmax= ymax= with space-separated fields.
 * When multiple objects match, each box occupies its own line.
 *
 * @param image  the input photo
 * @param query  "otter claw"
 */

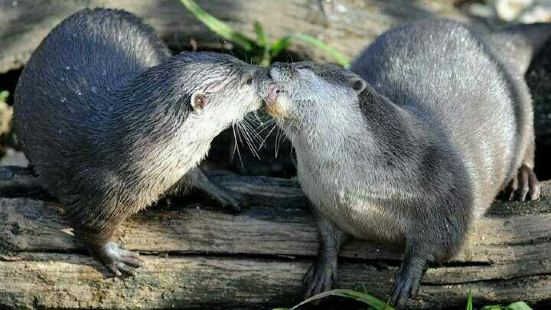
xmin=224 ymin=195 xmax=242 ymax=212
xmin=96 ymin=242 xmax=143 ymax=277
xmin=109 ymin=261 xmax=137 ymax=276
xmin=303 ymin=261 xmax=336 ymax=298
xmin=213 ymin=192 xmax=242 ymax=213
xmin=389 ymin=256 xmax=427 ymax=308
xmin=120 ymin=251 xmax=144 ymax=268
xmin=508 ymin=164 xmax=540 ymax=202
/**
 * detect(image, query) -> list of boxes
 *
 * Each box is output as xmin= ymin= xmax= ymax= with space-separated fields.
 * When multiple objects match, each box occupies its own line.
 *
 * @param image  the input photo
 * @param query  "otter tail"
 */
xmin=485 ymin=23 xmax=551 ymax=75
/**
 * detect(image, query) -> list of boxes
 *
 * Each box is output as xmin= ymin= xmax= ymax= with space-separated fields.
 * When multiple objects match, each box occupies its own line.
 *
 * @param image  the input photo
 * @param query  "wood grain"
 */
xmin=1 ymin=173 xmax=551 ymax=309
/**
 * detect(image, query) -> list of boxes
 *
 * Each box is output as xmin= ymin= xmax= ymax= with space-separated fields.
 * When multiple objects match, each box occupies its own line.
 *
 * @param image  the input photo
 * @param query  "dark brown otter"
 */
xmin=14 ymin=8 xmax=262 ymax=276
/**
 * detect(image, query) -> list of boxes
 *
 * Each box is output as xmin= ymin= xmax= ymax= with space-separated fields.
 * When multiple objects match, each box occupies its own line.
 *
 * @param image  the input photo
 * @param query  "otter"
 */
xmin=256 ymin=19 xmax=549 ymax=307
xmin=14 ymin=8 xmax=262 ymax=276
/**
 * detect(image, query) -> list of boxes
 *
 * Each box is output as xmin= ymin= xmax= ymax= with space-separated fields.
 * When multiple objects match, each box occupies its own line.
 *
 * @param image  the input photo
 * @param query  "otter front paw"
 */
xmin=93 ymin=242 xmax=144 ymax=277
xmin=303 ymin=260 xmax=337 ymax=298
xmin=390 ymin=257 xmax=427 ymax=308
xmin=215 ymin=191 xmax=242 ymax=213
xmin=508 ymin=164 xmax=540 ymax=201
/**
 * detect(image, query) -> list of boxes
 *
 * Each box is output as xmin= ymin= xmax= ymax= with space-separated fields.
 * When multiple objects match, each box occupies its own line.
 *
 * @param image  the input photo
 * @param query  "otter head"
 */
xmin=173 ymin=52 xmax=262 ymax=129
xmin=256 ymin=61 xmax=366 ymax=140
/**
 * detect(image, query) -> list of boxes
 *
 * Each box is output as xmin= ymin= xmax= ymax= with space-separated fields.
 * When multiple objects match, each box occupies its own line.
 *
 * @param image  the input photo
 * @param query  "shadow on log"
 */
xmin=1 ymin=168 xmax=551 ymax=309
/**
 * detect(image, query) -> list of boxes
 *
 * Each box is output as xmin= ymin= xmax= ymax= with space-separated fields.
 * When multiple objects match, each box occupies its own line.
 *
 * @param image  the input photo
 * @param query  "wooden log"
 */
xmin=1 ymin=172 xmax=551 ymax=309
xmin=0 ymin=0 xmax=468 ymax=74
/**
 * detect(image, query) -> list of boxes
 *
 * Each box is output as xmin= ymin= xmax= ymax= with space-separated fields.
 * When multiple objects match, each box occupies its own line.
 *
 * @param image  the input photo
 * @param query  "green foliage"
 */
xmin=272 ymin=289 xmax=393 ymax=310
xmin=274 ymin=289 xmax=533 ymax=310
xmin=480 ymin=301 xmax=533 ymax=310
xmin=180 ymin=0 xmax=350 ymax=67
xmin=0 ymin=90 xmax=9 ymax=103
xmin=467 ymin=291 xmax=474 ymax=310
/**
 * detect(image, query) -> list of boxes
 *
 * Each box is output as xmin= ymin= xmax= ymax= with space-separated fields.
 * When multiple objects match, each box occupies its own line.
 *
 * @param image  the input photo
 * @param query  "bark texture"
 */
xmin=1 ymin=172 xmax=551 ymax=309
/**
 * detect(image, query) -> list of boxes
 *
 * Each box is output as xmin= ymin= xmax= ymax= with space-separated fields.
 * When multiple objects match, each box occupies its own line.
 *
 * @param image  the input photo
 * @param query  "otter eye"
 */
xmin=242 ymin=73 xmax=253 ymax=86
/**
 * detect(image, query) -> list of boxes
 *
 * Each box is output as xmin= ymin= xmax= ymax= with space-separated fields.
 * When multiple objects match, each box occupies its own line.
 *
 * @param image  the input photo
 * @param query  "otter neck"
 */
xmin=108 ymin=56 xmax=229 ymax=144
xmin=289 ymin=86 xmax=429 ymax=175
xmin=100 ymin=57 xmax=221 ymax=176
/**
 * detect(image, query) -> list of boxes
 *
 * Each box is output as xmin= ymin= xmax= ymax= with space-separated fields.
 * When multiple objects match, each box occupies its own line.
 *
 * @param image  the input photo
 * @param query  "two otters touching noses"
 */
xmin=14 ymin=8 xmax=549 ymax=309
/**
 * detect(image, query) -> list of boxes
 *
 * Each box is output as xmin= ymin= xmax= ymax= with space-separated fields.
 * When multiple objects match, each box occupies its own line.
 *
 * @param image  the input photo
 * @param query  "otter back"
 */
xmin=351 ymin=19 xmax=533 ymax=216
xmin=14 ymin=8 xmax=171 ymax=197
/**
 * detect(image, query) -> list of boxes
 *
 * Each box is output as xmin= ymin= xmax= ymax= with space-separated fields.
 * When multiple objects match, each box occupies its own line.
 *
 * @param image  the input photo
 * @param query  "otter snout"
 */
xmin=263 ymin=84 xmax=289 ymax=118
xmin=265 ymin=85 xmax=280 ymax=105
xmin=252 ymin=63 xmax=295 ymax=119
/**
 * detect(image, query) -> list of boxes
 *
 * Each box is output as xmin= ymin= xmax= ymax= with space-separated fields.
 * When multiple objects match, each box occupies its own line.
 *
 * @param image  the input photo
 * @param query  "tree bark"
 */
xmin=1 ymin=172 xmax=551 ymax=309
xmin=0 ymin=0 xmax=468 ymax=74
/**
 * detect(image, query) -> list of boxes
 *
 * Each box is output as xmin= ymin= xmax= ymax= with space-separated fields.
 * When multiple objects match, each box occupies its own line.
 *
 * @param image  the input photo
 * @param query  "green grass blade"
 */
xmin=254 ymin=21 xmax=267 ymax=47
xmin=0 ymin=90 xmax=9 ymax=102
xmin=270 ymin=35 xmax=292 ymax=58
xmin=254 ymin=21 xmax=272 ymax=66
xmin=506 ymin=301 xmax=532 ymax=310
xmin=180 ymin=0 xmax=256 ymax=51
xmin=466 ymin=291 xmax=473 ymax=310
xmin=291 ymin=34 xmax=350 ymax=67
xmin=281 ymin=289 xmax=393 ymax=310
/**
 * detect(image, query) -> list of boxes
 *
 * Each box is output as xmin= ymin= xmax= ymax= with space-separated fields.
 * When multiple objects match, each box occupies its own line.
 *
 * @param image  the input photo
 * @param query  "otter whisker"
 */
xmin=242 ymin=113 xmax=265 ymax=145
xmin=236 ymin=120 xmax=262 ymax=159
xmin=258 ymin=122 xmax=279 ymax=150
xmin=231 ymin=123 xmax=245 ymax=168
xmin=275 ymin=126 xmax=287 ymax=159
xmin=236 ymin=123 xmax=257 ymax=156
xmin=256 ymin=118 xmax=277 ymax=134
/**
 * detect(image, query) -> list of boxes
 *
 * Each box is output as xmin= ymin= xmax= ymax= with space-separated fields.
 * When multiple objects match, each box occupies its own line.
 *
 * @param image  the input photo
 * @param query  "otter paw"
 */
xmin=96 ymin=242 xmax=144 ymax=277
xmin=390 ymin=260 xmax=426 ymax=308
xmin=508 ymin=164 xmax=540 ymax=202
xmin=221 ymin=194 xmax=242 ymax=213
xmin=303 ymin=260 xmax=336 ymax=298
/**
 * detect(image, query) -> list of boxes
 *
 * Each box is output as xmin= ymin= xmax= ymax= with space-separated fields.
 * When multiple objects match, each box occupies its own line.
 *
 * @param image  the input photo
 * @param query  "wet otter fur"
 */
xmin=257 ymin=19 xmax=549 ymax=307
xmin=14 ymin=8 xmax=261 ymax=276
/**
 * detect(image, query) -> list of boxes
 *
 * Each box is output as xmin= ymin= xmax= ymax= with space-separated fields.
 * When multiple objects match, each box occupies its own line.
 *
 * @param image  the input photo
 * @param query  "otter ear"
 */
xmin=350 ymin=76 xmax=367 ymax=94
xmin=191 ymin=92 xmax=207 ymax=112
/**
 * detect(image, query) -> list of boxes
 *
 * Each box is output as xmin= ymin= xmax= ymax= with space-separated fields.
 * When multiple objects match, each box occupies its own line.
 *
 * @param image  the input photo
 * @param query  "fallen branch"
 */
xmin=1 ymin=169 xmax=551 ymax=309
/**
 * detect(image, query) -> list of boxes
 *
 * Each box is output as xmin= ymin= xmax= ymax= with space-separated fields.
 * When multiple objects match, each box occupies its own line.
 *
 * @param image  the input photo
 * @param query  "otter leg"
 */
xmin=508 ymin=141 xmax=540 ymax=201
xmin=186 ymin=168 xmax=241 ymax=212
xmin=82 ymin=230 xmax=144 ymax=276
xmin=304 ymin=216 xmax=349 ymax=298
xmin=68 ymin=198 xmax=143 ymax=277
xmin=390 ymin=243 xmax=429 ymax=308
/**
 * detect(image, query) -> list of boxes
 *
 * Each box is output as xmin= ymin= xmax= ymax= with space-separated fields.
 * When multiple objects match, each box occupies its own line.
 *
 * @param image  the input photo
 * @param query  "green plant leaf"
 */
xmin=280 ymin=289 xmax=393 ymax=310
xmin=254 ymin=21 xmax=272 ymax=66
xmin=466 ymin=291 xmax=473 ymax=310
xmin=0 ymin=90 xmax=9 ymax=102
xmin=254 ymin=21 xmax=267 ymax=47
xmin=506 ymin=301 xmax=532 ymax=310
xmin=480 ymin=306 xmax=505 ymax=310
xmin=291 ymin=34 xmax=350 ymax=67
xmin=270 ymin=35 xmax=292 ymax=58
xmin=180 ymin=0 xmax=256 ymax=51
xmin=479 ymin=301 xmax=532 ymax=310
